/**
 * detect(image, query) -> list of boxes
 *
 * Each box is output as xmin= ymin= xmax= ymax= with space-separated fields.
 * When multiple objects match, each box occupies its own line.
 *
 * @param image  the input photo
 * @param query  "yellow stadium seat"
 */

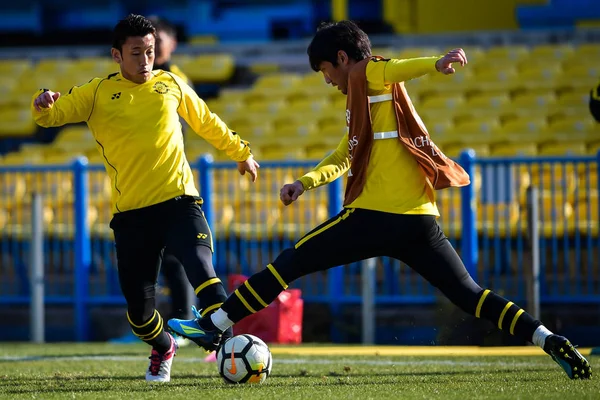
xmin=33 ymin=59 xmax=74 ymax=75
xmin=556 ymin=91 xmax=591 ymax=108
xmin=516 ymin=57 xmax=562 ymax=72
xmin=510 ymin=92 xmax=557 ymax=109
xmin=499 ymin=116 xmax=547 ymax=137
xmin=396 ymin=47 xmax=441 ymax=59
xmin=573 ymin=43 xmax=600 ymax=57
xmin=478 ymin=202 xmax=521 ymax=237
xmin=491 ymin=143 xmax=538 ymax=157
xmin=420 ymin=94 xmax=465 ymax=111
xmin=0 ymin=59 xmax=32 ymax=77
xmin=561 ymin=64 xmax=600 ymax=79
xmin=529 ymin=44 xmax=575 ymax=61
xmin=516 ymin=66 xmax=562 ymax=84
xmin=181 ymin=54 xmax=235 ymax=83
xmin=205 ymin=98 xmax=243 ymax=119
xmin=287 ymin=97 xmax=331 ymax=114
xmin=273 ymin=122 xmax=320 ymax=146
xmin=0 ymin=107 xmax=36 ymax=137
xmin=544 ymin=116 xmax=596 ymax=137
xmin=259 ymin=144 xmax=307 ymax=160
xmin=68 ymin=57 xmax=117 ymax=77
xmin=299 ymin=71 xmax=328 ymax=87
xmin=55 ymin=125 xmax=94 ymax=143
xmin=245 ymin=99 xmax=286 ymax=115
xmin=539 ymin=142 xmax=587 ymax=156
xmin=453 ymin=117 xmax=501 ymax=137
xmin=253 ymin=73 xmax=302 ymax=91
xmin=465 ymin=93 xmax=511 ymax=109
xmin=443 ymin=143 xmax=490 ymax=158
xmin=484 ymin=45 xmax=530 ymax=61
xmin=553 ymin=75 xmax=596 ymax=92
xmin=470 ymin=69 xmax=520 ymax=92
xmin=426 ymin=119 xmax=455 ymax=137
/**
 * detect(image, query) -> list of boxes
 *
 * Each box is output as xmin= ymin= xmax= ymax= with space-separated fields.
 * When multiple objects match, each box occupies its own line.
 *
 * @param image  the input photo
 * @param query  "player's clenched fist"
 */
xmin=34 ymin=90 xmax=61 ymax=111
xmin=435 ymin=48 xmax=468 ymax=75
xmin=280 ymin=180 xmax=305 ymax=206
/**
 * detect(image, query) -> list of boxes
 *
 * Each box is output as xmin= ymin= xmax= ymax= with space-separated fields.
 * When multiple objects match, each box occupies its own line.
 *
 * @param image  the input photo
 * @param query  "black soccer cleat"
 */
xmin=543 ymin=334 xmax=592 ymax=380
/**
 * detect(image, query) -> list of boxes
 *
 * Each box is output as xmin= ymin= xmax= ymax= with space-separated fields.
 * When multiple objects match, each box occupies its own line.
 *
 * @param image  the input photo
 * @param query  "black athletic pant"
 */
xmin=161 ymin=252 xmax=194 ymax=320
xmin=110 ymin=195 xmax=228 ymax=352
xmin=222 ymin=208 xmax=541 ymax=343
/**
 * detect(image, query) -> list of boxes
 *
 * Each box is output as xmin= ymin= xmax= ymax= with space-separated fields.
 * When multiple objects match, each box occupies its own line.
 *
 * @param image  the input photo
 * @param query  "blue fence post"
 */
xmin=327 ymin=178 xmax=344 ymax=342
xmin=460 ymin=150 xmax=478 ymax=281
xmin=198 ymin=155 xmax=215 ymax=263
xmin=73 ymin=157 xmax=91 ymax=342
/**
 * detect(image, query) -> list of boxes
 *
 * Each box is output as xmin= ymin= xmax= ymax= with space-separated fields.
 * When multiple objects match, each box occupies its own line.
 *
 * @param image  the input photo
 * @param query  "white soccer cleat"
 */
xmin=146 ymin=332 xmax=178 ymax=382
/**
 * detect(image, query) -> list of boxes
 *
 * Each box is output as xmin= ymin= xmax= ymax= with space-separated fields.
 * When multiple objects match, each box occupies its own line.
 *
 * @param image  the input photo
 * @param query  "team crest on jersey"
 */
xmin=153 ymin=82 xmax=169 ymax=94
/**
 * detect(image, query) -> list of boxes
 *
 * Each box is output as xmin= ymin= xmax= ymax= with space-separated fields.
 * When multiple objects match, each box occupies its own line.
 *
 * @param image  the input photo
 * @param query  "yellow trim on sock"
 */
xmin=235 ymin=289 xmax=257 ymax=313
xmin=498 ymin=302 xmax=514 ymax=329
xmin=134 ymin=314 xmax=163 ymax=340
xmin=194 ymin=277 xmax=221 ymax=295
xmin=295 ymin=208 xmax=354 ymax=248
xmin=201 ymin=303 xmax=223 ymax=317
xmin=143 ymin=316 xmax=164 ymax=341
xmin=127 ymin=309 xmax=156 ymax=328
xmin=266 ymin=264 xmax=288 ymax=289
xmin=244 ymin=281 xmax=268 ymax=308
xmin=475 ymin=289 xmax=490 ymax=318
xmin=510 ymin=309 xmax=525 ymax=335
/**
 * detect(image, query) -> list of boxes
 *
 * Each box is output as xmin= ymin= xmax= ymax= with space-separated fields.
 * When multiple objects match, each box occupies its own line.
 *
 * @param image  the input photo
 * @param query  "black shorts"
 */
xmin=110 ymin=195 xmax=213 ymax=276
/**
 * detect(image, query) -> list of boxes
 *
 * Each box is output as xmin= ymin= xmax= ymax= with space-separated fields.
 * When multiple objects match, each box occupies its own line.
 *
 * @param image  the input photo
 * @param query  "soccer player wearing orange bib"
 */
xmin=168 ymin=21 xmax=591 ymax=380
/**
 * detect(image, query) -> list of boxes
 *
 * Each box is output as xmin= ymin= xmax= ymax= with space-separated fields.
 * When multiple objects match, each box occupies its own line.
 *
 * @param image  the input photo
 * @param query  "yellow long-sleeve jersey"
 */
xmin=299 ymin=57 xmax=441 ymax=215
xmin=32 ymin=70 xmax=251 ymax=214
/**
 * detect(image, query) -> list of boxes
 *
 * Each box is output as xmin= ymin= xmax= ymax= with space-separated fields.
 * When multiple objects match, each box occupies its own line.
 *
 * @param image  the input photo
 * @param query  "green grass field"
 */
xmin=0 ymin=343 xmax=598 ymax=399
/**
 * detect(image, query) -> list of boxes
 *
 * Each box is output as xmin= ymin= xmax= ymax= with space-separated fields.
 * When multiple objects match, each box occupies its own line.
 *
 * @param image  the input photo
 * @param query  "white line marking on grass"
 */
xmin=0 ymin=355 xmax=548 ymax=367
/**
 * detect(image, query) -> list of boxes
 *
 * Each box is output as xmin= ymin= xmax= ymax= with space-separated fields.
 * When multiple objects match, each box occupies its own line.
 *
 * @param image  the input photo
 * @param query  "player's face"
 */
xmin=112 ymin=34 xmax=155 ymax=84
xmin=318 ymin=51 xmax=353 ymax=95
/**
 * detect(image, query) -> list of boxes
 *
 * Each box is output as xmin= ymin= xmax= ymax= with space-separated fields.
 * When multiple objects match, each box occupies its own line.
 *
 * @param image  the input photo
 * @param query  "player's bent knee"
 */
xmin=272 ymin=247 xmax=312 ymax=283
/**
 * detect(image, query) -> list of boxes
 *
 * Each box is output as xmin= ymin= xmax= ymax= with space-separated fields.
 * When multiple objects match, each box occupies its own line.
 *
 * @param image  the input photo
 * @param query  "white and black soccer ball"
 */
xmin=217 ymin=334 xmax=273 ymax=384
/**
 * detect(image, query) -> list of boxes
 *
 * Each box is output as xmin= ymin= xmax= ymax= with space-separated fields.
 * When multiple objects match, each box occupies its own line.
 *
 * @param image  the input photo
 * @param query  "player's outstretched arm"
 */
xmin=379 ymin=48 xmax=467 ymax=85
xmin=31 ymin=80 xmax=98 ymax=127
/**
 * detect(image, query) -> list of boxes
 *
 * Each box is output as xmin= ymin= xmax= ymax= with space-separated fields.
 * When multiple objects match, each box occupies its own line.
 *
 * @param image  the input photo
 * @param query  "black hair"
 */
xmin=112 ymin=14 xmax=156 ymax=52
xmin=307 ymin=20 xmax=371 ymax=72
xmin=148 ymin=16 xmax=177 ymax=38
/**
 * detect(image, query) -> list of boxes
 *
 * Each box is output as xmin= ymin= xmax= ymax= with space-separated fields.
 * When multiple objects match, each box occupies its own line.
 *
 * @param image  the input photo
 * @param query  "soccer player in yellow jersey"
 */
xmin=169 ymin=21 xmax=591 ymax=380
xmin=31 ymin=14 xmax=259 ymax=383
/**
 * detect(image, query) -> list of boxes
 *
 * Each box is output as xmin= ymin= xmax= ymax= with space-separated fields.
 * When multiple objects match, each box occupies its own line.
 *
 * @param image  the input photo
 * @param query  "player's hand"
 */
xmin=237 ymin=154 xmax=260 ymax=182
xmin=34 ymin=90 xmax=61 ymax=111
xmin=435 ymin=48 xmax=467 ymax=75
xmin=280 ymin=180 xmax=305 ymax=206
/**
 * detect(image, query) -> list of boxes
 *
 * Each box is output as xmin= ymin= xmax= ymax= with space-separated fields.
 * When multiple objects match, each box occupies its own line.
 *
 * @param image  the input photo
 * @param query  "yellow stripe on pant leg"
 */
xmin=509 ymin=309 xmax=525 ymax=335
xmin=245 ymin=281 xmax=268 ymax=308
xmin=475 ymin=289 xmax=490 ymax=318
xmin=235 ymin=289 xmax=256 ymax=313
xmin=194 ymin=277 xmax=221 ymax=295
xmin=295 ymin=209 xmax=354 ymax=249
xmin=201 ymin=303 xmax=223 ymax=317
xmin=267 ymin=264 xmax=288 ymax=289
xmin=497 ymin=302 xmax=514 ymax=329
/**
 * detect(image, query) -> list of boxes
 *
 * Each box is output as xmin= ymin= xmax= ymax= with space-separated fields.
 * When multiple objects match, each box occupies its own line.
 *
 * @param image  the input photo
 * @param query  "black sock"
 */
xmin=475 ymin=289 xmax=542 ymax=342
xmin=221 ymin=264 xmax=288 ymax=323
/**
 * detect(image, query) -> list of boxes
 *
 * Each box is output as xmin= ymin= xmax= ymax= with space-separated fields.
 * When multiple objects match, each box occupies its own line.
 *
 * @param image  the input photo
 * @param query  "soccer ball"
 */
xmin=217 ymin=334 xmax=272 ymax=384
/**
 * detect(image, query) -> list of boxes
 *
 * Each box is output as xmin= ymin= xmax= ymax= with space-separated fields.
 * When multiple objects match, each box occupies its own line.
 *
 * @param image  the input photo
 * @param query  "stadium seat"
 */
xmin=0 ymin=59 xmax=31 ymax=78
xmin=181 ymin=54 xmax=235 ymax=83
xmin=0 ymin=106 xmax=37 ymax=137
xmin=544 ymin=116 xmax=596 ymax=137
xmin=491 ymin=143 xmax=538 ymax=157
xmin=498 ymin=116 xmax=548 ymax=138
xmin=259 ymin=144 xmax=307 ymax=160
xmin=253 ymin=73 xmax=302 ymax=92
xmin=443 ymin=143 xmax=490 ymax=158
xmin=465 ymin=93 xmax=511 ymax=110
xmin=484 ymin=45 xmax=530 ymax=61
xmin=33 ymin=58 xmax=74 ymax=75
xmin=395 ymin=46 xmax=441 ymax=59
xmin=529 ymin=44 xmax=575 ymax=61
xmin=420 ymin=94 xmax=465 ymax=111
xmin=538 ymin=142 xmax=587 ymax=156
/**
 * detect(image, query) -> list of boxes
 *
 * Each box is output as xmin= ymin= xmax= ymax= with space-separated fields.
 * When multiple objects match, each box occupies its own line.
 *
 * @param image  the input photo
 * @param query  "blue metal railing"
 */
xmin=0 ymin=152 xmax=598 ymax=341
